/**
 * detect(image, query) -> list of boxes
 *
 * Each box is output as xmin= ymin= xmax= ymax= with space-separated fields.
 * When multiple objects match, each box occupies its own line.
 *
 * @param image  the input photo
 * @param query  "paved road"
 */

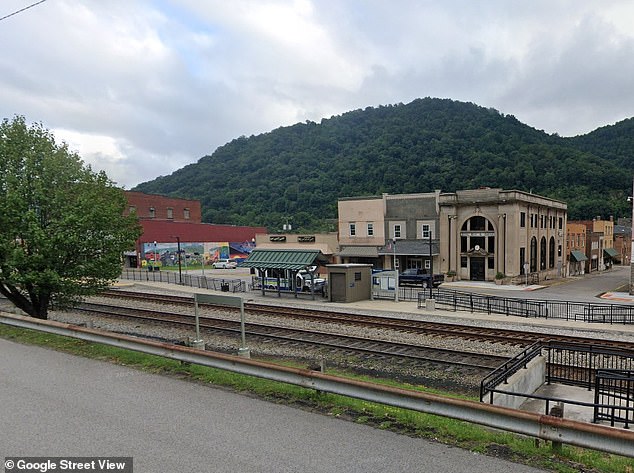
xmin=0 ymin=338 xmax=548 ymax=473
xmin=448 ymin=266 xmax=632 ymax=303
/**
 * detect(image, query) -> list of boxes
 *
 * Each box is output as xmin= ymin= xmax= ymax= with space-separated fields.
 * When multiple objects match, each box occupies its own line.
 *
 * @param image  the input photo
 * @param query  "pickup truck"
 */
xmin=398 ymin=268 xmax=444 ymax=288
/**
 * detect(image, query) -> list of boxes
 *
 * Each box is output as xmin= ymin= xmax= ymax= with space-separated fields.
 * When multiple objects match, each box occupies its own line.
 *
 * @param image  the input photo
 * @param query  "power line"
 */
xmin=0 ymin=0 xmax=48 ymax=23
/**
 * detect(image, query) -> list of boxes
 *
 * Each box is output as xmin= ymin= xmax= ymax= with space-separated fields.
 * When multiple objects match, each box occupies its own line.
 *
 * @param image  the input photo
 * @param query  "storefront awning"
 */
xmin=240 ymin=249 xmax=328 ymax=270
xmin=603 ymin=247 xmax=620 ymax=259
xmin=570 ymin=250 xmax=588 ymax=262
xmin=338 ymin=246 xmax=379 ymax=258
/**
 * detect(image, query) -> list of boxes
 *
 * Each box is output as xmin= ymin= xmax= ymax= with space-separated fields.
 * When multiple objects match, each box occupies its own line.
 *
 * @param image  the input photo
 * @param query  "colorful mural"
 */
xmin=141 ymin=241 xmax=253 ymax=266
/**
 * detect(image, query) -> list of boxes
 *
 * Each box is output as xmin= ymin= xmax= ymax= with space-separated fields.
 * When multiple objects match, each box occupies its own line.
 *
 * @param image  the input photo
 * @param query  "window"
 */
xmin=129 ymin=205 xmax=136 ymax=214
xmin=167 ymin=207 xmax=173 ymax=219
xmin=354 ymin=272 xmax=362 ymax=281
xmin=559 ymin=217 xmax=563 ymax=230
xmin=349 ymin=223 xmax=356 ymax=236
xmin=520 ymin=247 xmax=526 ymax=275
xmin=424 ymin=260 xmax=431 ymax=269
xmin=184 ymin=208 xmax=190 ymax=220
xmin=460 ymin=256 xmax=468 ymax=268
xmin=488 ymin=257 xmax=494 ymax=269
xmin=149 ymin=207 xmax=155 ymax=218
xmin=520 ymin=212 xmax=526 ymax=228
xmin=394 ymin=224 xmax=401 ymax=239
xmin=367 ymin=223 xmax=374 ymax=236
xmin=422 ymin=224 xmax=431 ymax=238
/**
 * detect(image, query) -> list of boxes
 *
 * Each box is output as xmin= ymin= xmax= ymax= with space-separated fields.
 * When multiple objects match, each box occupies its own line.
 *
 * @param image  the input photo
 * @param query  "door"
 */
xmin=470 ymin=257 xmax=485 ymax=281
xmin=330 ymin=273 xmax=346 ymax=302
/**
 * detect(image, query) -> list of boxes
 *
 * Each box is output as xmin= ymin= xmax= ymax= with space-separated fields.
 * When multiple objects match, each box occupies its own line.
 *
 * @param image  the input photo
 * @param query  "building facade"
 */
xmin=439 ymin=189 xmax=567 ymax=282
xmin=566 ymin=222 xmax=587 ymax=276
xmin=337 ymin=192 xmax=440 ymax=272
xmin=124 ymin=191 xmax=202 ymax=223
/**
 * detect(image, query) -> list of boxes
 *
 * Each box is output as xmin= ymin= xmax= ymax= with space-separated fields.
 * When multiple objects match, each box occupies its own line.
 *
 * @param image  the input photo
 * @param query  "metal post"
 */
xmin=176 ymin=237 xmax=183 ymax=284
xmin=238 ymin=297 xmax=250 ymax=358
xmin=393 ymin=237 xmax=399 ymax=302
xmin=429 ymin=230 xmax=433 ymax=299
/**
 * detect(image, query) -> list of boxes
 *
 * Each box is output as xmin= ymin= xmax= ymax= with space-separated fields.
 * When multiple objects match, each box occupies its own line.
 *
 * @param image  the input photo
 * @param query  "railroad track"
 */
xmin=100 ymin=289 xmax=634 ymax=351
xmin=76 ymin=301 xmax=506 ymax=375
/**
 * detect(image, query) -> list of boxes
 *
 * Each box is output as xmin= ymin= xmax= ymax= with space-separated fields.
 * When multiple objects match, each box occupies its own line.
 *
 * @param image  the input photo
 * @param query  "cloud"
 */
xmin=0 ymin=0 xmax=633 ymax=187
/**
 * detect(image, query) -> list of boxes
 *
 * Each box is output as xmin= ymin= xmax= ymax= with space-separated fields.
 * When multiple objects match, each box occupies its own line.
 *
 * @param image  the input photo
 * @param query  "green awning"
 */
xmin=604 ymin=247 xmax=619 ymax=259
xmin=239 ymin=248 xmax=328 ymax=270
xmin=570 ymin=250 xmax=587 ymax=262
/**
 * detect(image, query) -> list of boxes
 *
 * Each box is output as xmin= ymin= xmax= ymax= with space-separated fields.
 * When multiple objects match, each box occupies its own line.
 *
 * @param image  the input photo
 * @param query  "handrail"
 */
xmin=418 ymin=288 xmax=634 ymax=324
xmin=480 ymin=341 xmax=543 ymax=401
xmin=1 ymin=312 xmax=633 ymax=458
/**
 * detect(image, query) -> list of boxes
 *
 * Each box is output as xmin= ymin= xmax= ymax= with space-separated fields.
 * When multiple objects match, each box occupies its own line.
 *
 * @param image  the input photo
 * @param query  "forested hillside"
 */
xmin=133 ymin=98 xmax=633 ymax=231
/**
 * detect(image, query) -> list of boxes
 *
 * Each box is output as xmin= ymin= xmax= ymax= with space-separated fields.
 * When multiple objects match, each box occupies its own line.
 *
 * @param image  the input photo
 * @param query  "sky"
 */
xmin=1 ymin=1 xmax=633 ymax=189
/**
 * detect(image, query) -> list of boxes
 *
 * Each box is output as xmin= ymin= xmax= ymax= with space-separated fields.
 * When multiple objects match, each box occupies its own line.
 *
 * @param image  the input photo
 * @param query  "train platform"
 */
xmin=115 ymin=277 xmax=634 ymax=339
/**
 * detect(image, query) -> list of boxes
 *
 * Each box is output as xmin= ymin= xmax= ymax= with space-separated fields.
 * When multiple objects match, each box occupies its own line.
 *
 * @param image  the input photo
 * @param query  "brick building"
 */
xmin=124 ymin=191 xmax=202 ymax=223
xmin=123 ymin=192 xmax=265 ymax=268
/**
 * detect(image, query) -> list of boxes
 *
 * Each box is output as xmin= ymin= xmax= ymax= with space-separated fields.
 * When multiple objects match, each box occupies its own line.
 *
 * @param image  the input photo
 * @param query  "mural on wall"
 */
xmin=142 ymin=241 xmax=242 ymax=267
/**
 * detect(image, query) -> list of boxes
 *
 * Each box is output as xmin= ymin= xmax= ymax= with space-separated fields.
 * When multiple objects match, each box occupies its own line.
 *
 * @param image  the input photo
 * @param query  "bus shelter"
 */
xmin=239 ymin=249 xmax=329 ymax=300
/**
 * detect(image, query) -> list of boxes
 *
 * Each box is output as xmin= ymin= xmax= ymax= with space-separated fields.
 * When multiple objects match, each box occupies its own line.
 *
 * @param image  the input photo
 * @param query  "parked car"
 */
xmin=398 ymin=268 xmax=444 ymax=287
xmin=212 ymin=259 xmax=237 ymax=269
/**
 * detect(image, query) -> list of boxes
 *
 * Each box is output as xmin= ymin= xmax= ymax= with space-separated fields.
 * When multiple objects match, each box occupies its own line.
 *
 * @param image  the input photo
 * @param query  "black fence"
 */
xmin=480 ymin=341 xmax=543 ymax=403
xmin=372 ymin=286 xmax=422 ymax=301
xmin=120 ymin=269 xmax=246 ymax=293
xmin=594 ymin=370 xmax=634 ymax=428
xmin=480 ymin=341 xmax=634 ymax=427
xmin=417 ymin=288 xmax=634 ymax=324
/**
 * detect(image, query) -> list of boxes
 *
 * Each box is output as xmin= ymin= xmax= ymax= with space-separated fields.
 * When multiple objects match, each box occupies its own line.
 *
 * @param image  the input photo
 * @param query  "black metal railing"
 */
xmin=418 ymin=288 xmax=634 ymax=324
xmin=120 ymin=269 xmax=246 ymax=293
xmin=594 ymin=370 xmax=634 ymax=428
xmin=372 ymin=286 xmax=422 ymax=301
xmin=480 ymin=340 xmax=544 ymax=403
xmin=480 ymin=341 xmax=634 ymax=428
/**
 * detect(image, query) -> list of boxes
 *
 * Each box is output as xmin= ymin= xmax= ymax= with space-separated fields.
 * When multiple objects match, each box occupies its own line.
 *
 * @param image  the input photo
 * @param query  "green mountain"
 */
xmin=133 ymin=98 xmax=633 ymax=231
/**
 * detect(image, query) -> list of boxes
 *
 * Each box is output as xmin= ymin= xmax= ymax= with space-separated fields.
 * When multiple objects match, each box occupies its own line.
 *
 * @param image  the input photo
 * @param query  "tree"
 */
xmin=0 ymin=116 xmax=141 ymax=319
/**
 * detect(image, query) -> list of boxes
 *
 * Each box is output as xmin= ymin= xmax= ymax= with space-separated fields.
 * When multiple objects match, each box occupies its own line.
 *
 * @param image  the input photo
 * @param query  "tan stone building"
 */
xmin=439 ymin=189 xmax=567 ymax=282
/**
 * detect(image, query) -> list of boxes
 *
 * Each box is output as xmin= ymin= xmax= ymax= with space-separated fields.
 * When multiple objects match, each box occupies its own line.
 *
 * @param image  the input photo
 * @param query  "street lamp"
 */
xmin=171 ymin=235 xmax=182 ymax=284
xmin=393 ymin=237 xmax=399 ymax=302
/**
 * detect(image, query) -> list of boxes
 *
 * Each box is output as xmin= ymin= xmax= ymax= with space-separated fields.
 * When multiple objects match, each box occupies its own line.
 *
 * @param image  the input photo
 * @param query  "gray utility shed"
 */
xmin=326 ymin=264 xmax=373 ymax=303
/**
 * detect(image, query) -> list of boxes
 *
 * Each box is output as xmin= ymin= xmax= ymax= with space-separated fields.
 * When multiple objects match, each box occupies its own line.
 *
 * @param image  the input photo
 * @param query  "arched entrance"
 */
xmin=460 ymin=216 xmax=496 ymax=281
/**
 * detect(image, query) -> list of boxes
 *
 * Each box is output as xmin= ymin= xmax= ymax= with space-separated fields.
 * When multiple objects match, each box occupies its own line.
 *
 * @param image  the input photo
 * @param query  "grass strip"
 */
xmin=1 ymin=323 xmax=632 ymax=473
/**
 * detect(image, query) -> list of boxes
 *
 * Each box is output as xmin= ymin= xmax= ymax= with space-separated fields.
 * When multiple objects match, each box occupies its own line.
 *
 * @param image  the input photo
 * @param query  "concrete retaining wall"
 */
xmin=492 ymin=355 xmax=546 ymax=409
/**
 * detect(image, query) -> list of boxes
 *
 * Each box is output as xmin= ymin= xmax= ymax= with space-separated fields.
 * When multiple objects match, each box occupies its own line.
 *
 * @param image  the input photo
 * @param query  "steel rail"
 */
xmin=2 ymin=312 xmax=632 ymax=458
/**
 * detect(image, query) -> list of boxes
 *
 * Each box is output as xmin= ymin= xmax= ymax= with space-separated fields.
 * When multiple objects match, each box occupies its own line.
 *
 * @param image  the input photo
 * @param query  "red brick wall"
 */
xmin=124 ymin=191 xmax=202 ymax=223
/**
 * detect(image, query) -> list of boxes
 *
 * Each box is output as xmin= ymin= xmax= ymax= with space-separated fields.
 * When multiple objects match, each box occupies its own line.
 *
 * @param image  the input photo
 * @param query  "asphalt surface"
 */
xmin=0 ymin=338 xmax=549 ymax=473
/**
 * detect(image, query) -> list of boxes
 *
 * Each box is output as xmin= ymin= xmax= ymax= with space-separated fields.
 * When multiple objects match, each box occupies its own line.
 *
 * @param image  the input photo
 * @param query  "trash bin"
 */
xmin=221 ymin=283 xmax=230 ymax=292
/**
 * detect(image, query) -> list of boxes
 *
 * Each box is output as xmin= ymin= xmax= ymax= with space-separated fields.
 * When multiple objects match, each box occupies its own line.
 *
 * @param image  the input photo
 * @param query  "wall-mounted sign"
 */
xmin=270 ymin=235 xmax=287 ymax=242
xmin=298 ymin=235 xmax=316 ymax=243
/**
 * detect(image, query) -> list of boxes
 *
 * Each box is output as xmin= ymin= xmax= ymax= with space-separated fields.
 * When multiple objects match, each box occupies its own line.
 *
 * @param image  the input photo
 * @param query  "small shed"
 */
xmin=326 ymin=264 xmax=373 ymax=303
xmin=240 ymin=248 xmax=329 ymax=299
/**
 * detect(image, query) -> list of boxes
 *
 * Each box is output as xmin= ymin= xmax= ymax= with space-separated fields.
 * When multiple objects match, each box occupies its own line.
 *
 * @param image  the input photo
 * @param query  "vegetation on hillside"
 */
xmin=134 ymin=98 xmax=633 ymax=231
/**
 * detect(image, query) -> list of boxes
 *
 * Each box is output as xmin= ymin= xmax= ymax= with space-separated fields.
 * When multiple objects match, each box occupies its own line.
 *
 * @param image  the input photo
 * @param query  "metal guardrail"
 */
xmin=120 ymin=269 xmax=246 ymax=292
xmin=1 ymin=312 xmax=633 ymax=457
xmin=418 ymin=288 xmax=634 ymax=324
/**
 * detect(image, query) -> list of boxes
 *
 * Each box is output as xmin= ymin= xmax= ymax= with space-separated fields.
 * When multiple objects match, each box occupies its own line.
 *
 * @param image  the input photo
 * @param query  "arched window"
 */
xmin=540 ymin=237 xmax=547 ymax=270
xmin=549 ymin=236 xmax=555 ymax=269
xmin=530 ymin=237 xmax=537 ymax=273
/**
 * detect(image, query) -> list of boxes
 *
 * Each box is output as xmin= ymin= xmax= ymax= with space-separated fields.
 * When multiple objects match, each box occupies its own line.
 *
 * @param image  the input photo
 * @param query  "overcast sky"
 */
xmin=1 ymin=1 xmax=633 ymax=189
